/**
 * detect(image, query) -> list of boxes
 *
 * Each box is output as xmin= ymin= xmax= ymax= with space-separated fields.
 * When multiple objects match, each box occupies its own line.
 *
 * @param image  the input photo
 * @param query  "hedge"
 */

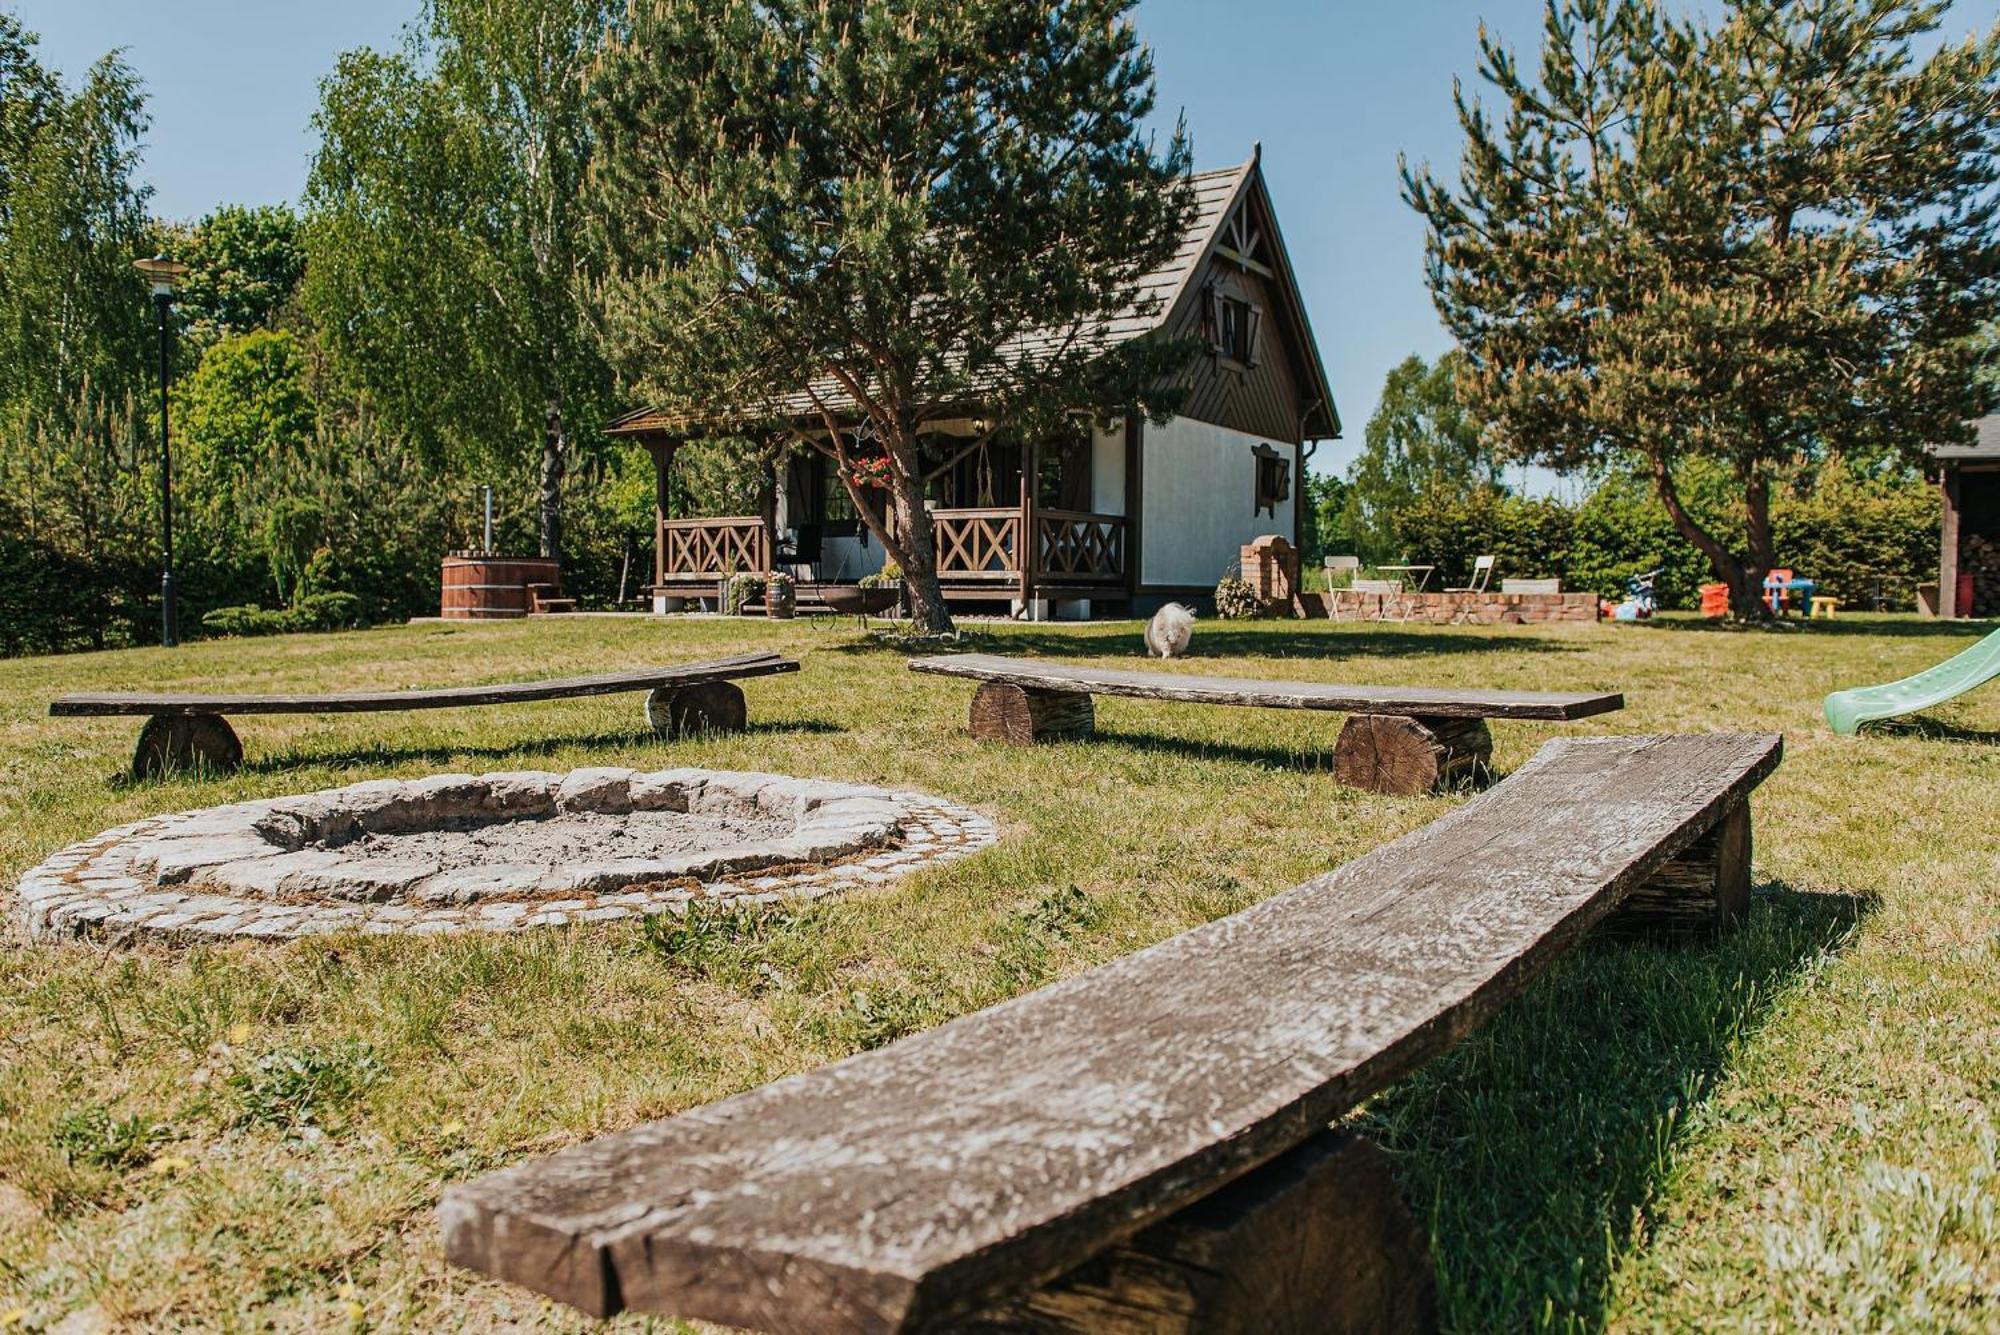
xmin=1376 ymin=465 xmax=1938 ymax=611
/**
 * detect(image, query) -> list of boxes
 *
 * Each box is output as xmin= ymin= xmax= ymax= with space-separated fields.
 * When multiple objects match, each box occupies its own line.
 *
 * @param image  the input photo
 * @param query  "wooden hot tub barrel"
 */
xmin=440 ymin=553 xmax=561 ymax=619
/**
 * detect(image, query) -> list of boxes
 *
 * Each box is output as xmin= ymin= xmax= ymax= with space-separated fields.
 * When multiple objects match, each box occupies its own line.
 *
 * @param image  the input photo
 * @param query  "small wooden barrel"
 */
xmin=440 ymin=553 xmax=561 ymax=619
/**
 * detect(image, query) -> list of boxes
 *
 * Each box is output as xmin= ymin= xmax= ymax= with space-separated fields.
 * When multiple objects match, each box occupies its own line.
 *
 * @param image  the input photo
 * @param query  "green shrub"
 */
xmin=722 ymin=572 xmax=765 ymax=615
xmin=201 ymin=591 xmax=363 ymax=638
xmin=1213 ymin=577 xmax=1260 ymax=619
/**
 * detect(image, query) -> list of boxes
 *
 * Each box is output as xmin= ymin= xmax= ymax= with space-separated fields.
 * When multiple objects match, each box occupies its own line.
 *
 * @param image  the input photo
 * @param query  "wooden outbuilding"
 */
xmin=607 ymin=148 xmax=1340 ymax=618
xmin=1934 ymin=413 xmax=2000 ymax=617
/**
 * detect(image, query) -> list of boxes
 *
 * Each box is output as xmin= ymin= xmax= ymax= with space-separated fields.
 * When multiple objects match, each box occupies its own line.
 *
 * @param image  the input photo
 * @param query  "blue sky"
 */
xmin=17 ymin=0 xmax=2000 ymax=480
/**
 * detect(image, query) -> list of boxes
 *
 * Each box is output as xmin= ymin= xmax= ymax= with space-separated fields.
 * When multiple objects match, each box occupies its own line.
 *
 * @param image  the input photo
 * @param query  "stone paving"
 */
xmin=12 ymin=768 xmax=996 ymax=942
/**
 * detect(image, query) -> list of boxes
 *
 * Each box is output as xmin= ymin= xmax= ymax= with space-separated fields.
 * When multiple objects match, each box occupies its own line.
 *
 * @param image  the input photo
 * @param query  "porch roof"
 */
xmin=607 ymin=152 xmax=1333 ymax=441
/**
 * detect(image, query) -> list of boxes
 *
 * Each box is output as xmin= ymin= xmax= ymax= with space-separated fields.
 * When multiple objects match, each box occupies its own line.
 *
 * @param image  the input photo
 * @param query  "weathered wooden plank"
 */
xmin=441 ymin=732 xmax=1779 ymax=1334
xmin=908 ymin=654 xmax=1622 ymax=721
xmin=48 ymin=653 xmax=796 ymax=717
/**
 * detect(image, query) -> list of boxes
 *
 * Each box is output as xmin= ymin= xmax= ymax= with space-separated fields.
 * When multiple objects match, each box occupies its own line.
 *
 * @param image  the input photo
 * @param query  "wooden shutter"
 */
xmin=1244 ymin=304 xmax=1264 ymax=368
xmin=1203 ymin=282 xmax=1222 ymax=354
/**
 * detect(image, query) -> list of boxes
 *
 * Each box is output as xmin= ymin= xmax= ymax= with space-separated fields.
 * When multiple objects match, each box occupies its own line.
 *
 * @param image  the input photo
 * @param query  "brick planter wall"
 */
xmin=1326 ymin=589 xmax=1600 ymax=625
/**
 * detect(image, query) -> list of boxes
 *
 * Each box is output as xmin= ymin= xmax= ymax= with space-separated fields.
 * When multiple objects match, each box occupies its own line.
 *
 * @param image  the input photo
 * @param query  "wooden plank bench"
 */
xmin=526 ymin=583 xmax=578 ymax=615
xmin=50 ymin=651 xmax=800 ymax=778
xmin=907 ymin=653 xmax=1625 ymax=795
xmin=443 ymin=731 xmax=1780 ymax=1333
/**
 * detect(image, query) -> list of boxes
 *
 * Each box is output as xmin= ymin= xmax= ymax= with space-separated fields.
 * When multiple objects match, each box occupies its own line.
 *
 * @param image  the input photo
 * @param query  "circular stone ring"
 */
xmin=13 ymin=768 xmax=994 ymax=942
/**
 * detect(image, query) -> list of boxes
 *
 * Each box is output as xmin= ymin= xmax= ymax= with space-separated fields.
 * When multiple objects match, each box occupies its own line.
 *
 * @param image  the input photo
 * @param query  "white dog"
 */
xmin=1144 ymin=602 xmax=1195 ymax=659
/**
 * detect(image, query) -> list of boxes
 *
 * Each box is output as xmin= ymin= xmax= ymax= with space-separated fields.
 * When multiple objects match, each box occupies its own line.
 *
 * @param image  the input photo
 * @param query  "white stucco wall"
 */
xmin=1140 ymin=417 xmax=1297 ymax=588
xmin=1091 ymin=422 xmax=1126 ymax=515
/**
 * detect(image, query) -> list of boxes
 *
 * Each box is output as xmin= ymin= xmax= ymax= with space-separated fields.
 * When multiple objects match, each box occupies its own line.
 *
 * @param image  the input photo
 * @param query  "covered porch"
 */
xmin=631 ymin=422 xmax=1134 ymax=614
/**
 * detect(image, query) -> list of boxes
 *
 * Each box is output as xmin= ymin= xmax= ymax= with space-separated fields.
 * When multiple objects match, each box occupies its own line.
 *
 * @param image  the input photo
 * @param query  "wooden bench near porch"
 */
xmin=50 ymin=651 xmax=800 ymax=778
xmin=441 ymin=731 xmax=1781 ymax=1333
xmin=907 ymin=653 xmax=1626 ymax=795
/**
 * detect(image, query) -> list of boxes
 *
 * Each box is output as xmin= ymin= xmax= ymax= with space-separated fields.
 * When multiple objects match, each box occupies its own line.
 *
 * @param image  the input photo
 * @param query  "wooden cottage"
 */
xmin=1935 ymin=413 xmax=2000 ymax=617
xmin=607 ymin=150 xmax=1339 ymax=618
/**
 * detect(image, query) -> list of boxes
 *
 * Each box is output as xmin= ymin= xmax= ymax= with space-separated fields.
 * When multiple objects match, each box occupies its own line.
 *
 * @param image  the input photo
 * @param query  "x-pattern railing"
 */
xmin=662 ymin=517 xmax=768 ymax=577
xmin=931 ymin=508 xmax=1022 ymax=579
xmin=1035 ymin=511 xmax=1126 ymax=583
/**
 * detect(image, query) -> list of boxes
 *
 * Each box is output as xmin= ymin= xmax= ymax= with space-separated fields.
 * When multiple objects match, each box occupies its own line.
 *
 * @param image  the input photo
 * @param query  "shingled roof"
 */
xmin=606 ymin=153 xmax=1333 ymax=439
xmin=1934 ymin=413 xmax=2000 ymax=463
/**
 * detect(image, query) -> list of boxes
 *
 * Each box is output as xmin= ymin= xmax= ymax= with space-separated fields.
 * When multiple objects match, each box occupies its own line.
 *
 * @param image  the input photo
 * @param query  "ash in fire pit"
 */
xmin=14 ymin=768 xmax=995 ymax=941
xmin=346 ymin=808 xmax=793 ymax=869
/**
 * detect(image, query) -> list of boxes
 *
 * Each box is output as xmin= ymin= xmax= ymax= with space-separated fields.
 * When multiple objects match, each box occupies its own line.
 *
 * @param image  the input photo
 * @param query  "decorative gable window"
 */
xmin=1202 ymin=282 xmax=1263 ymax=367
xmin=1252 ymin=443 xmax=1290 ymax=518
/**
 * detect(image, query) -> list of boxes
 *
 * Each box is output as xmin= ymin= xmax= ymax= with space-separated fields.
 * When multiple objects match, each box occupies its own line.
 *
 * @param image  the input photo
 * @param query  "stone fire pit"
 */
xmin=14 ymin=768 xmax=993 ymax=941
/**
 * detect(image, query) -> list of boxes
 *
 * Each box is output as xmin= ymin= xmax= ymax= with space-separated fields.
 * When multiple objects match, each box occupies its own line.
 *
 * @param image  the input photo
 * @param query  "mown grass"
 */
xmin=0 ymin=611 xmax=1995 ymax=1331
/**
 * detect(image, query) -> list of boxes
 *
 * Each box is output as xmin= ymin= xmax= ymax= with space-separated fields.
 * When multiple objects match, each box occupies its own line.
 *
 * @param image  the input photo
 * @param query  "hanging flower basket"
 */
xmin=846 ymin=455 xmax=893 ymax=490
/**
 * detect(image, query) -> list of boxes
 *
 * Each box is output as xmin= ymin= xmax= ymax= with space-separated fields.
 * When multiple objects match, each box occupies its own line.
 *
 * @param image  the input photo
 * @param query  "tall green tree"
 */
xmin=1406 ymin=0 xmax=2000 ymax=616
xmin=158 ymin=204 xmax=305 ymax=364
xmin=589 ymin=0 xmax=1196 ymax=633
xmin=0 ymin=14 xmax=151 ymax=420
xmin=303 ymin=0 xmax=616 ymax=563
xmin=1343 ymin=351 xmax=1502 ymax=563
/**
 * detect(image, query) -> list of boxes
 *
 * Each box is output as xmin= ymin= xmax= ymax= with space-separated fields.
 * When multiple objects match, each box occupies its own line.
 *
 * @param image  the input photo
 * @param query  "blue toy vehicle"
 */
xmin=1606 ymin=568 xmax=1661 ymax=621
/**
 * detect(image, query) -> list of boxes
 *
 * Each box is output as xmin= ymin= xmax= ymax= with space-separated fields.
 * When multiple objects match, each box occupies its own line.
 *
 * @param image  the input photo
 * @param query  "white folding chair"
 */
xmin=1350 ymin=577 xmax=1403 ymax=622
xmin=1323 ymin=556 xmax=1362 ymax=619
xmin=1447 ymin=555 xmax=1495 ymax=594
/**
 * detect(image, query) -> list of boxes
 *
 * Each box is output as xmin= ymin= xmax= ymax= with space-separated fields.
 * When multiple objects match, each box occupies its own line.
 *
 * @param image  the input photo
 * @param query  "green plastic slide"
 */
xmin=1823 ymin=626 xmax=2000 ymax=735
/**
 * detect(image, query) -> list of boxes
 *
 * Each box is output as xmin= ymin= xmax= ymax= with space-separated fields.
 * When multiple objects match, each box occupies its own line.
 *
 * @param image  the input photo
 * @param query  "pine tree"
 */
xmin=588 ymin=0 xmax=1195 ymax=633
xmin=1406 ymin=0 xmax=2000 ymax=616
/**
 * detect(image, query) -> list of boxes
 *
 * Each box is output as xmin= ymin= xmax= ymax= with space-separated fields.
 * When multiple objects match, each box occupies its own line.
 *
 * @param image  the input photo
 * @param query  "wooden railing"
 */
xmin=1034 ymin=510 xmax=1126 ymax=585
xmin=657 ymin=508 xmax=1128 ymax=595
xmin=659 ymin=516 xmax=768 ymax=581
xmin=931 ymin=507 xmax=1024 ymax=582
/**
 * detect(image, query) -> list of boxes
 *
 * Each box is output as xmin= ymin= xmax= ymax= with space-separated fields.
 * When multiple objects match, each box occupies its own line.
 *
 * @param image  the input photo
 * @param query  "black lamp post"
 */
xmin=134 ymin=255 xmax=188 ymax=647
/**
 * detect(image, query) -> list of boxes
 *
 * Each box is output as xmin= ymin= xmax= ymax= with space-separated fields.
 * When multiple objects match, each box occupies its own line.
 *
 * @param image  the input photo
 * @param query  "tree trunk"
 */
xmin=540 ymin=398 xmax=567 ymax=563
xmin=880 ymin=432 xmax=954 ymax=636
xmin=1738 ymin=471 xmax=1776 ymax=616
xmin=1648 ymin=453 xmax=1769 ymax=620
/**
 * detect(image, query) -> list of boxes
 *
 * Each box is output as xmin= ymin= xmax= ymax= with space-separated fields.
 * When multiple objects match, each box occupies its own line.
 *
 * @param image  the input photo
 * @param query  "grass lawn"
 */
xmin=1 ymin=611 xmax=1996 ymax=1331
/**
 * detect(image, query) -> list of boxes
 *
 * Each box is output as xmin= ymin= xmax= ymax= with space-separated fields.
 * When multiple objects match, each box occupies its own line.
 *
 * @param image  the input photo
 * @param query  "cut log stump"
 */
xmin=1333 ymin=713 xmax=1493 ymax=795
xmin=645 ymin=681 xmax=746 ymax=740
xmin=969 ymin=682 xmax=1096 ymax=745
xmin=132 ymin=713 xmax=243 ymax=778
xmin=968 ymin=1130 xmax=1436 ymax=1335
xmin=1605 ymin=801 xmax=1752 ymax=935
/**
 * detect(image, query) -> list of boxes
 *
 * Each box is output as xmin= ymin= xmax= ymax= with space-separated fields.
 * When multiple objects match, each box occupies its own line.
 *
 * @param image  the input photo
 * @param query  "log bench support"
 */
xmin=1606 ymin=800 xmax=1753 ymax=935
xmin=133 ymin=713 xmax=244 ymax=779
xmin=968 ymin=682 xmax=1097 ymax=745
xmin=645 ymin=681 xmax=747 ymax=740
xmin=920 ymin=654 xmax=1620 ymax=796
xmin=1332 ymin=714 xmax=1493 ymax=796
xmin=973 ymin=1129 xmax=1435 ymax=1335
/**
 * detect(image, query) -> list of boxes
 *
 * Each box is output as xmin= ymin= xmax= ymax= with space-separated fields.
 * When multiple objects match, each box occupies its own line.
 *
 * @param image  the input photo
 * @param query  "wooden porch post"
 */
xmin=1125 ymin=414 xmax=1143 ymax=599
xmin=1940 ymin=465 xmax=1961 ymax=617
xmin=1019 ymin=440 xmax=1040 ymax=615
xmin=758 ymin=449 xmax=778 ymax=575
xmin=649 ymin=439 xmax=678 ymax=591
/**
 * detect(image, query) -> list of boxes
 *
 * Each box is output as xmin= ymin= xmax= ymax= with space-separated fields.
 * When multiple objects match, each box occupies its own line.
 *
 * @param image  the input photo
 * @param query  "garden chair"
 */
xmin=1447 ymin=555 xmax=1495 ymax=594
xmin=1349 ymin=577 xmax=1404 ymax=622
xmin=1323 ymin=556 xmax=1362 ymax=620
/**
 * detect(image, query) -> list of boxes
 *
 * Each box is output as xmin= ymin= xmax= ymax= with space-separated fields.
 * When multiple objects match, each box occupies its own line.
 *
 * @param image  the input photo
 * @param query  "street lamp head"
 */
xmin=133 ymin=255 xmax=189 ymax=299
